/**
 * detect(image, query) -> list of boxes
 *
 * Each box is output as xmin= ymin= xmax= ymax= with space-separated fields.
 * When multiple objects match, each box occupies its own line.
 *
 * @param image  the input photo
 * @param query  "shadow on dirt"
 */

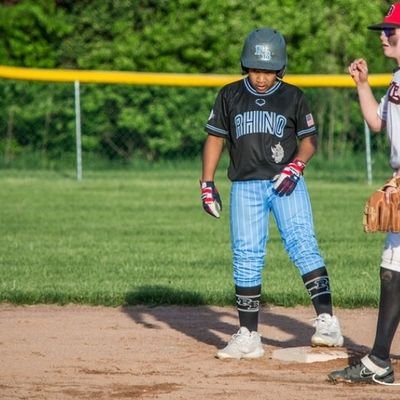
xmin=122 ymin=285 xmax=366 ymax=355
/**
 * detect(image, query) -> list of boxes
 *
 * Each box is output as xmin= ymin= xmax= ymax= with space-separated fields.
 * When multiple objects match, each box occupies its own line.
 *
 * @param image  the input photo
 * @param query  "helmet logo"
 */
xmin=255 ymin=45 xmax=271 ymax=61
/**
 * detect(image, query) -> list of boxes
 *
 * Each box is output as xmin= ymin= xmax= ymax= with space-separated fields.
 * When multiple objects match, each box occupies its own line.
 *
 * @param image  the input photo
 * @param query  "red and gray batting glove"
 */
xmin=272 ymin=159 xmax=306 ymax=196
xmin=200 ymin=180 xmax=222 ymax=218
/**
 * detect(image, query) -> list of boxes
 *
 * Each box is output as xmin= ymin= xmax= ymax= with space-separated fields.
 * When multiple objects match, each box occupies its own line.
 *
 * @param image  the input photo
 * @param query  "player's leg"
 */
xmin=235 ymin=285 xmax=261 ymax=333
xmin=216 ymin=180 xmax=267 ymax=359
xmin=371 ymin=233 xmax=400 ymax=359
xmin=302 ymin=266 xmax=332 ymax=316
xmin=231 ymin=180 xmax=267 ymax=331
xmin=328 ymin=267 xmax=399 ymax=384
xmin=328 ymin=233 xmax=400 ymax=384
xmin=271 ymin=178 xmax=343 ymax=347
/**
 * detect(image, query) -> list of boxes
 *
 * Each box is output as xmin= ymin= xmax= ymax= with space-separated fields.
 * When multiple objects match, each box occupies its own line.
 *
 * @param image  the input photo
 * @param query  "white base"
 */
xmin=271 ymin=346 xmax=349 ymax=363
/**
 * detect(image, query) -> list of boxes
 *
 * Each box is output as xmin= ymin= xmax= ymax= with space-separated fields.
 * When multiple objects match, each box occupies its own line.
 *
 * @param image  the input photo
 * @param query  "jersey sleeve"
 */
xmin=377 ymin=94 xmax=388 ymax=122
xmin=296 ymin=92 xmax=317 ymax=138
xmin=205 ymin=89 xmax=229 ymax=138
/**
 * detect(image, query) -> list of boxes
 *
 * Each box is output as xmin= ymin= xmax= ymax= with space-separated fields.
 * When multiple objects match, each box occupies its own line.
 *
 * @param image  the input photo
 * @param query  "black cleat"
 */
xmin=328 ymin=354 xmax=394 ymax=385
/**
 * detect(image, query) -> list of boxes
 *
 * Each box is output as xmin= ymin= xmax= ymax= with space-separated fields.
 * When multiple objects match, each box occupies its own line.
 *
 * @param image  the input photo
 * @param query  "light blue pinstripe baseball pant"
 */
xmin=230 ymin=178 xmax=325 ymax=287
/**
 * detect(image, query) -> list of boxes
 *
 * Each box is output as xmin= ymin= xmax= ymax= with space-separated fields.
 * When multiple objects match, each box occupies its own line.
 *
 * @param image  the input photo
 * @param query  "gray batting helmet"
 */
xmin=240 ymin=28 xmax=287 ymax=78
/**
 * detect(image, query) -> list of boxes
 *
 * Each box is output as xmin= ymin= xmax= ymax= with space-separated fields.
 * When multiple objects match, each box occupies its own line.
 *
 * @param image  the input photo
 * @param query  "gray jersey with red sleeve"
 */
xmin=205 ymin=77 xmax=317 ymax=181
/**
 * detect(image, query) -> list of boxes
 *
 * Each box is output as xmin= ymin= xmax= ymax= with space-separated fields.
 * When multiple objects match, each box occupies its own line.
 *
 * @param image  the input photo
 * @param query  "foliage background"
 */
xmin=0 ymin=0 xmax=395 ymax=167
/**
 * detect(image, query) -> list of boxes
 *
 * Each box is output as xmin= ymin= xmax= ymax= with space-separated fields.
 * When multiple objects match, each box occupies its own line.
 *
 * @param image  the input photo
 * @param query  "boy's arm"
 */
xmin=201 ymin=134 xmax=225 ymax=181
xmin=349 ymin=58 xmax=385 ymax=132
xmin=295 ymin=134 xmax=317 ymax=164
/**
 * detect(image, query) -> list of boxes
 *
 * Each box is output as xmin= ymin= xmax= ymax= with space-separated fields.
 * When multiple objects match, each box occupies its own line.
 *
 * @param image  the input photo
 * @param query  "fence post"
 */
xmin=74 ymin=80 xmax=83 ymax=181
xmin=364 ymin=120 xmax=372 ymax=185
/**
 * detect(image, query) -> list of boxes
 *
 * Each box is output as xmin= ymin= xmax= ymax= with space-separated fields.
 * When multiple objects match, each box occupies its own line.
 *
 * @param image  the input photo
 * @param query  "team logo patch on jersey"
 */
xmin=306 ymin=113 xmax=315 ymax=127
xmin=255 ymin=45 xmax=271 ymax=61
xmin=388 ymin=81 xmax=400 ymax=104
xmin=256 ymin=99 xmax=266 ymax=106
xmin=271 ymin=142 xmax=284 ymax=163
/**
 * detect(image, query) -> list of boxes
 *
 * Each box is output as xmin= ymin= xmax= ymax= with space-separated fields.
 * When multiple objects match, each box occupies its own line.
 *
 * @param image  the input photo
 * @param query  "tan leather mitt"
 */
xmin=363 ymin=177 xmax=400 ymax=233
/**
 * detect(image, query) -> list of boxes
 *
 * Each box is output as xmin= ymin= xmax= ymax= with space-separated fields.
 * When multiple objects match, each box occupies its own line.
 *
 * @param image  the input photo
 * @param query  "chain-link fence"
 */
xmin=0 ymin=79 xmax=217 ymax=175
xmin=0 ymin=69 xmax=390 ymax=180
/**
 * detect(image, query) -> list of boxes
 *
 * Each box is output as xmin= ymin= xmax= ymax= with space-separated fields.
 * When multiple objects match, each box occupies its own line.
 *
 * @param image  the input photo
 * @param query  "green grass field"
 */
xmin=0 ymin=159 xmax=390 ymax=308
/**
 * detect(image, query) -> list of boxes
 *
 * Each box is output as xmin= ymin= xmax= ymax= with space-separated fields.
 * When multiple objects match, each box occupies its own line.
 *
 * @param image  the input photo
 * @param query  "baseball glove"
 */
xmin=363 ymin=177 xmax=400 ymax=233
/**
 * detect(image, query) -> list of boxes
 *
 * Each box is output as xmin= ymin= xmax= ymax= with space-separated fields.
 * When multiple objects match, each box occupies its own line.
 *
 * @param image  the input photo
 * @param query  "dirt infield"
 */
xmin=1 ymin=304 xmax=400 ymax=400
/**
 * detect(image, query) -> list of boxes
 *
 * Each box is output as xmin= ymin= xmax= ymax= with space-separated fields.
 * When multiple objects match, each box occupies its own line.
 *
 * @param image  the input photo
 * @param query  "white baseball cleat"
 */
xmin=311 ymin=313 xmax=344 ymax=347
xmin=216 ymin=327 xmax=265 ymax=359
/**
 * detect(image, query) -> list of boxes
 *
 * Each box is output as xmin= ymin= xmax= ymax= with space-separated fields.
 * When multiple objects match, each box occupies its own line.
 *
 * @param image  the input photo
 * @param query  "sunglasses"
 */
xmin=383 ymin=28 xmax=396 ymax=37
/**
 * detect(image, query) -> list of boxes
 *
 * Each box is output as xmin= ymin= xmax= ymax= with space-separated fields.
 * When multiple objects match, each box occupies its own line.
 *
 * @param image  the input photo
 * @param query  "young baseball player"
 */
xmin=200 ymin=27 xmax=343 ymax=360
xmin=329 ymin=3 xmax=400 ymax=385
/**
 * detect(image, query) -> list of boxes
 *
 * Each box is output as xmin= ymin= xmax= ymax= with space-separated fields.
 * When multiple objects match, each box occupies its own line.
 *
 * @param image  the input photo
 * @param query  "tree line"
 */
xmin=0 ymin=0 xmax=394 ymax=166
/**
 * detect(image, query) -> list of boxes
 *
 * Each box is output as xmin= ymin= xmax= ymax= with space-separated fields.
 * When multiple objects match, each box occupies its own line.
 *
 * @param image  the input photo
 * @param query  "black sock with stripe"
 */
xmin=235 ymin=285 xmax=261 ymax=332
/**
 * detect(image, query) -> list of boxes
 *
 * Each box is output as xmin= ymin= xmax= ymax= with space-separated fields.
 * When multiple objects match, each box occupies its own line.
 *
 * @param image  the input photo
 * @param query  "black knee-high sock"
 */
xmin=235 ymin=285 xmax=261 ymax=332
xmin=302 ymin=267 xmax=333 ymax=316
xmin=371 ymin=268 xmax=400 ymax=361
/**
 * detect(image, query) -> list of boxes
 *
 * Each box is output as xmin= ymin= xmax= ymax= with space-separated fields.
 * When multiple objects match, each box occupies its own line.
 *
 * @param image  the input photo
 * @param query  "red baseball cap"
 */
xmin=368 ymin=3 xmax=400 ymax=30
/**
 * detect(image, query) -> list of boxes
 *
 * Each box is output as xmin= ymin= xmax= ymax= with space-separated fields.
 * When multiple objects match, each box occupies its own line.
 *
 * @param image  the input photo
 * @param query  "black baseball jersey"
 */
xmin=205 ymin=77 xmax=317 ymax=181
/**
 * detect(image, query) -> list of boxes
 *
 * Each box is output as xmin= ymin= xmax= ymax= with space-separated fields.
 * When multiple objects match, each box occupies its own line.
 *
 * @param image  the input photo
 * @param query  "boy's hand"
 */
xmin=200 ymin=181 xmax=222 ymax=218
xmin=273 ymin=159 xmax=305 ymax=196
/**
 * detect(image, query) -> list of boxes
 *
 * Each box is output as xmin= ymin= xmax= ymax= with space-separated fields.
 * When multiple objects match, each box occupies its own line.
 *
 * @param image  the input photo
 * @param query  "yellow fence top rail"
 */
xmin=0 ymin=65 xmax=392 ymax=88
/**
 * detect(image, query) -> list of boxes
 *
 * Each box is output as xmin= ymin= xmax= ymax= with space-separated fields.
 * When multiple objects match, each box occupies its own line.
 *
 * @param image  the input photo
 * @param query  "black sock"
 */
xmin=235 ymin=285 xmax=261 ymax=332
xmin=302 ymin=267 xmax=333 ymax=316
xmin=371 ymin=268 xmax=400 ymax=361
